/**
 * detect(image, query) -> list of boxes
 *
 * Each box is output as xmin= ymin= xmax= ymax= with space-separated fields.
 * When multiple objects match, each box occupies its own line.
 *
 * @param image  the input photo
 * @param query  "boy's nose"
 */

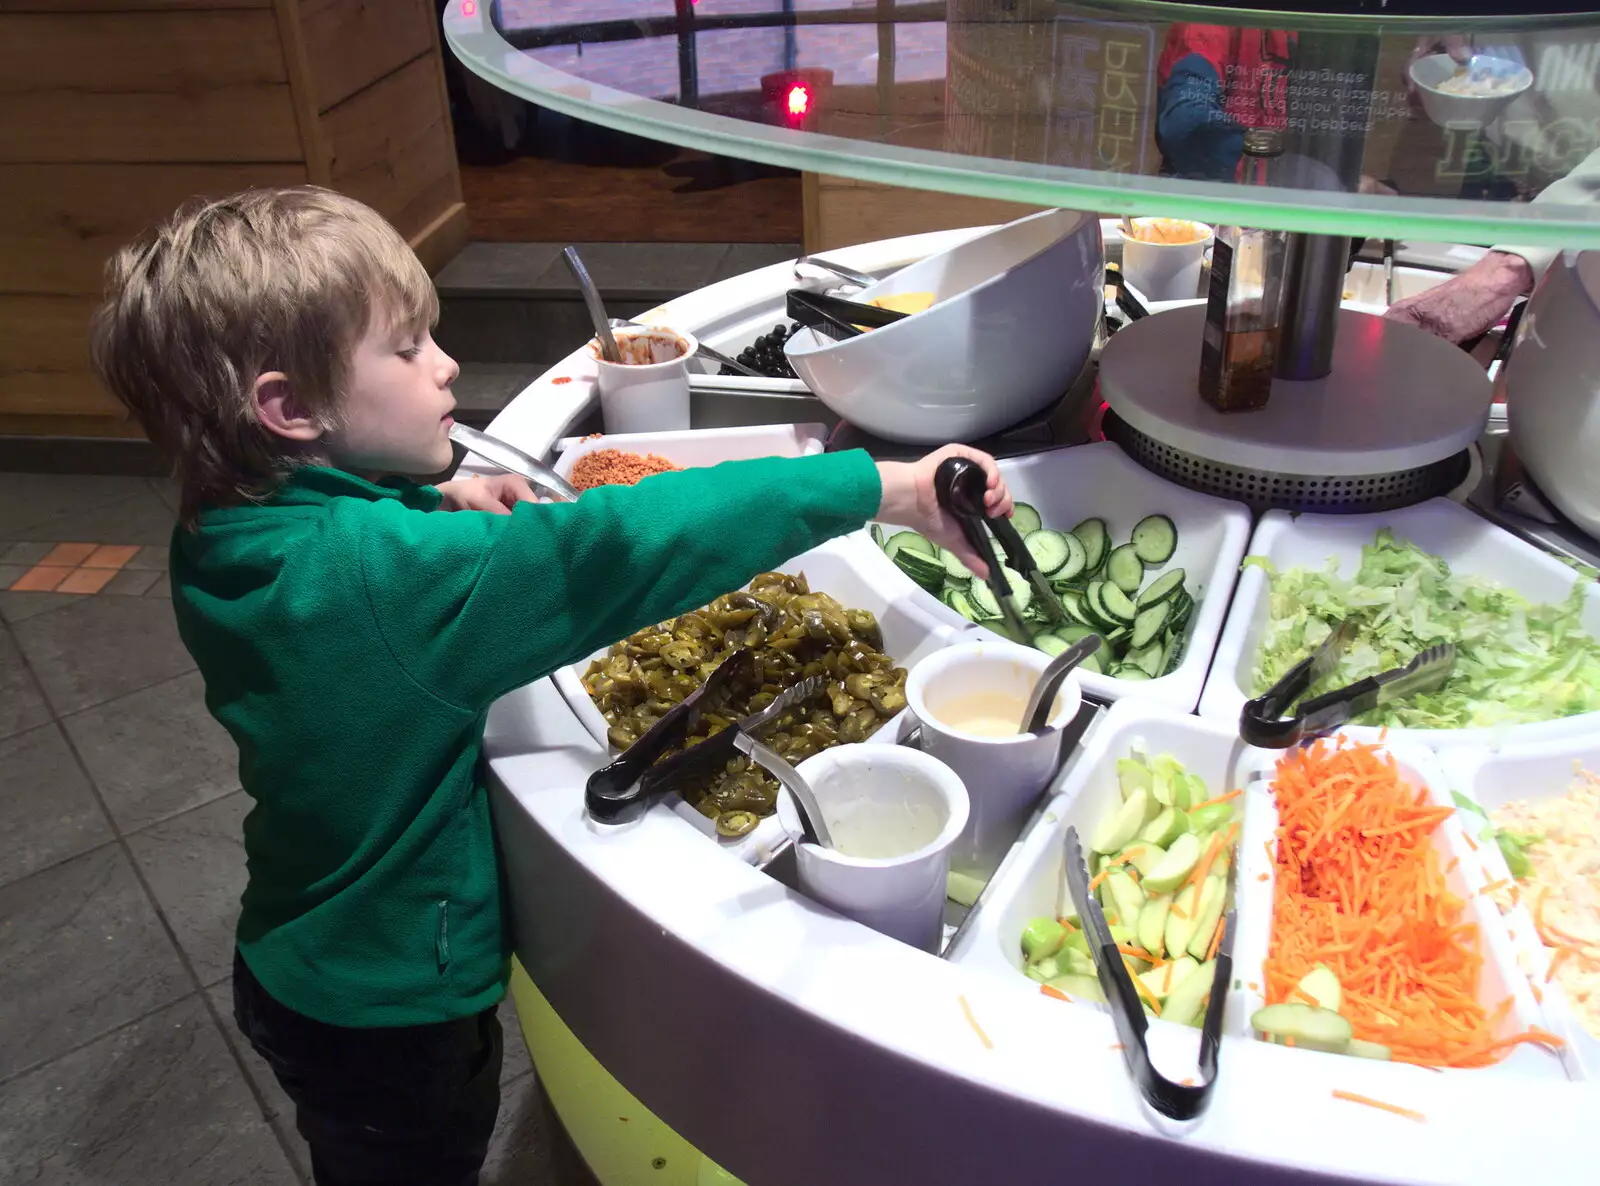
xmin=437 ymin=351 xmax=460 ymax=386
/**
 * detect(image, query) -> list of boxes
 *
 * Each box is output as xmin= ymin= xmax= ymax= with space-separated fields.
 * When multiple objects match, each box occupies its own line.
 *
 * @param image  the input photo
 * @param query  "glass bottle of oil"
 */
xmin=1199 ymin=129 xmax=1289 ymax=412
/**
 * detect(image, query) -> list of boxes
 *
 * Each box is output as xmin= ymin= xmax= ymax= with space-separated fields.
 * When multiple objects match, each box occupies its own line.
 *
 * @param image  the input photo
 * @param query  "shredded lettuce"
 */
xmin=1250 ymin=528 xmax=1600 ymax=729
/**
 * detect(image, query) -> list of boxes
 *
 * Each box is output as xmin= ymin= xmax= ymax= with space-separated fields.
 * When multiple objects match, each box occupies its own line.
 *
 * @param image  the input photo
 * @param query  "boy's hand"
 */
xmin=877 ymin=445 xmax=1014 ymax=579
xmin=436 ymin=473 xmax=540 ymax=514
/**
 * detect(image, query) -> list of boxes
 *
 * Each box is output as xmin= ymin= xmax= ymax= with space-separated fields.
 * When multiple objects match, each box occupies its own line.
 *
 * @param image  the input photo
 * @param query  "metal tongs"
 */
xmin=785 ymin=289 xmax=910 ymax=342
xmin=1062 ymin=825 xmax=1233 ymax=1122
xmin=1239 ymin=620 xmax=1456 ymax=749
xmin=933 ymin=456 xmax=1067 ymax=642
xmin=585 ymin=651 xmax=831 ymax=843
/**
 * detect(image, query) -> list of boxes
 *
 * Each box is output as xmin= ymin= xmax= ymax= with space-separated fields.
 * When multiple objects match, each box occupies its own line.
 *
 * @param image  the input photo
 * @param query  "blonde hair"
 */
xmin=90 ymin=186 xmax=438 ymax=525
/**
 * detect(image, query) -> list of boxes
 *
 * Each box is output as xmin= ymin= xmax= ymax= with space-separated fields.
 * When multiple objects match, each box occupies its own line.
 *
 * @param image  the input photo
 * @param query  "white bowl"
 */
xmin=784 ymin=209 xmax=1104 ymax=443
xmin=1410 ymin=53 xmax=1531 ymax=130
xmin=1506 ymin=250 xmax=1600 ymax=538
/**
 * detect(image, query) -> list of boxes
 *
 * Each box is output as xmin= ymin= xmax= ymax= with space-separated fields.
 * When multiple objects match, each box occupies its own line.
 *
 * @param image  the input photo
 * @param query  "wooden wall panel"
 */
xmin=302 ymin=0 xmax=436 ymax=114
xmin=0 ymin=1 xmax=267 ymax=9
xmin=323 ymin=54 xmax=461 ymax=231
xmin=0 ymin=163 xmax=310 ymax=296
xmin=0 ymin=11 xmax=301 ymax=163
xmin=0 ymin=297 xmax=124 ymax=418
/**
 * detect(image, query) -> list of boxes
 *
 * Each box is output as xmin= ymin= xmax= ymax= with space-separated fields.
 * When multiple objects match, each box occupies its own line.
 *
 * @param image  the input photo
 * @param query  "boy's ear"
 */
xmin=254 ymin=372 xmax=324 ymax=442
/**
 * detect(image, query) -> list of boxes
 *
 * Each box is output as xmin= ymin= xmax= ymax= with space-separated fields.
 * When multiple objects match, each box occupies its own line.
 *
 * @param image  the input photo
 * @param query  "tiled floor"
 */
xmin=0 ymin=472 xmax=591 ymax=1185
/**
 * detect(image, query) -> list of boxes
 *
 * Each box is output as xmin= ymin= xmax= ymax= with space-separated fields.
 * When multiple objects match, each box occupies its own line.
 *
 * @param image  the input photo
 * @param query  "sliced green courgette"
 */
xmin=1011 ymin=501 xmax=1042 ymax=536
xmin=1023 ymin=529 xmax=1072 ymax=575
xmin=1129 ymin=602 xmax=1170 ymax=650
xmin=1070 ymin=517 xmax=1108 ymax=573
xmin=1101 ymin=584 xmax=1138 ymax=623
xmin=940 ymin=548 xmax=975 ymax=581
xmin=1106 ymin=544 xmax=1145 ymax=594
xmin=1130 ymin=514 xmax=1178 ymax=565
xmin=1034 ymin=633 xmax=1070 ymax=657
xmin=884 ymin=531 xmax=936 ymax=561
xmin=1136 ymin=568 xmax=1186 ymax=608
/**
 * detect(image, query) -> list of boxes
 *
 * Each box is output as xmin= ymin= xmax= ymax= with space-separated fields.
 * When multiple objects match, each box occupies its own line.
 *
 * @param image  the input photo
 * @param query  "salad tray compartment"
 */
xmin=861 ymin=442 xmax=1253 ymax=714
xmin=552 ymin=534 xmax=969 ymax=863
xmin=1200 ymin=498 xmax=1600 ymax=748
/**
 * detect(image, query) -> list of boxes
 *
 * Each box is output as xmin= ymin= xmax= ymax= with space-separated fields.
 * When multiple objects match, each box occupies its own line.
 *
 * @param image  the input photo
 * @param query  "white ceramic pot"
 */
xmin=780 ymin=745 xmax=969 ymax=953
xmin=1408 ymin=53 xmax=1531 ymax=131
xmin=904 ymin=639 xmax=1081 ymax=886
xmin=784 ymin=209 xmax=1104 ymax=443
xmin=1505 ymin=251 xmax=1600 ymax=538
xmin=592 ymin=326 xmax=698 ymax=434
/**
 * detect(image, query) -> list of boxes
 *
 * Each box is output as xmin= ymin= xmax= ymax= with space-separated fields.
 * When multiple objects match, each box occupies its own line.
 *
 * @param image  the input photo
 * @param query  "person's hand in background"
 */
xmin=1383 ymin=250 xmax=1533 ymax=343
xmin=435 ymin=473 xmax=540 ymax=513
xmin=1405 ymin=34 xmax=1474 ymax=98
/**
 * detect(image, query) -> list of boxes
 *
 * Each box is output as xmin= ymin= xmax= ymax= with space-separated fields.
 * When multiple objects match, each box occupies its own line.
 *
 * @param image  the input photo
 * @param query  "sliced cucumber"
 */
xmin=1078 ymin=652 xmax=1104 ymax=676
xmin=1011 ymin=501 xmax=1042 ymax=536
xmin=940 ymin=548 xmax=975 ymax=581
xmin=1100 ymin=584 xmax=1138 ymax=624
xmin=1106 ymin=544 xmax=1145 ymax=594
xmin=1056 ymin=588 xmax=1093 ymax=627
xmin=1102 ymin=626 xmax=1130 ymax=647
xmin=1070 ymin=517 xmax=1109 ymax=573
xmin=870 ymin=523 xmax=886 ymax=548
xmin=968 ymin=568 xmax=1032 ymax=619
xmin=1130 ymin=514 xmax=1178 ymax=565
xmin=946 ymin=589 xmax=979 ymax=621
xmin=1023 ymin=529 xmax=1072 ymax=576
xmin=1136 ymin=568 xmax=1187 ymax=608
xmin=1115 ymin=667 xmax=1152 ymax=682
xmin=1054 ymin=532 xmax=1087 ymax=584
xmin=1129 ymin=602 xmax=1170 ymax=650
xmin=1127 ymin=640 xmax=1165 ymax=679
xmin=1034 ymin=633 xmax=1070 ymax=657
xmin=1053 ymin=623 xmax=1097 ymax=645
xmin=1251 ymin=1002 xmax=1354 ymax=1054
xmin=884 ymin=531 xmax=936 ymax=561
xmin=1084 ymin=582 xmax=1115 ymax=630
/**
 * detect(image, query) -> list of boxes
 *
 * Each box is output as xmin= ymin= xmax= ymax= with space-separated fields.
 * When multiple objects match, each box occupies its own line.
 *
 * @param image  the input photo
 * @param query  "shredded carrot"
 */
xmin=1170 ymin=903 xmax=1189 ymax=920
xmin=1206 ymin=915 xmax=1227 ymax=962
xmin=1040 ymin=984 xmax=1073 ymax=1003
xmin=1285 ymin=1035 xmax=1296 ymax=1047
xmin=1260 ymin=740 xmax=1550 ymax=1069
xmin=1187 ymin=788 xmax=1242 ymax=813
xmin=1117 ymin=944 xmax=1155 ymax=961
xmin=1247 ymin=981 xmax=1260 ymax=992
xmin=1110 ymin=847 xmax=1146 ymax=864
xmin=1088 ymin=869 xmax=1110 ymax=892
xmin=958 ymin=995 xmax=993 ymax=1049
xmin=1187 ymin=831 xmax=1226 ymax=914
xmin=1257 ymin=872 xmax=1269 ymax=882
xmin=1264 ymin=840 xmax=1275 ymax=865
xmin=1332 ymin=1090 xmax=1425 ymax=1123
xmin=1162 ymin=962 xmax=1176 ymax=994
xmin=1547 ymin=946 xmax=1577 ymax=983
xmin=1126 ymin=867 xmax=1141 ymax=885
xmin=1126 ymin=959 xmax=1162 ymax=1015
xmin=1464 ymin=833 xmax=1479 ymax=852
xmin=1479 ymin=879 xmax=1510 ymax=897
xmin=1179 ymin=1077 xmax=1196 ymax=1087
xmin=1445 ymin=857 xmax=1460 ymax=874
xmin=1531 ymin=981 xmax=1544 ymax=1004
xmin=1108 ymin=1043 xmax=1125 ymax=1051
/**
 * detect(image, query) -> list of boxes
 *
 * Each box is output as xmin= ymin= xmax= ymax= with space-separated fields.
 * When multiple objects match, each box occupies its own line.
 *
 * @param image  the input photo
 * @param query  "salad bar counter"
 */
xmin=442 ymin=2 xmax=1600 ymax=1183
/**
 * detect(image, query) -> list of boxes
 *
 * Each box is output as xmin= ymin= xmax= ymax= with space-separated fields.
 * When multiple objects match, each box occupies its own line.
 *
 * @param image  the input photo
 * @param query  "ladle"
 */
xmin=563 ymin=246 xmax=622 ymax=364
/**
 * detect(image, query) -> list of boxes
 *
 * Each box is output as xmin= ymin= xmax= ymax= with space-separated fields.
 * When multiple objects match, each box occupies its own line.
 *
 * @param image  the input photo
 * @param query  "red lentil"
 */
xmin=570 ymin=448 xmax=682 ymax=491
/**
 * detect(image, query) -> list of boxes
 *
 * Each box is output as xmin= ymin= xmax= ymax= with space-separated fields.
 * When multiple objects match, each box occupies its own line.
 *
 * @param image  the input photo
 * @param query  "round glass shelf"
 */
xmin=445 ymin=0 xmax=1600 ymax=248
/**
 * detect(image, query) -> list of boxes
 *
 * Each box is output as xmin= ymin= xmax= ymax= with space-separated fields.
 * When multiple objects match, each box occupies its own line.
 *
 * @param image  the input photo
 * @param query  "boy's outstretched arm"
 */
xmin=358 ymin=445 xmax=1011 ymax=712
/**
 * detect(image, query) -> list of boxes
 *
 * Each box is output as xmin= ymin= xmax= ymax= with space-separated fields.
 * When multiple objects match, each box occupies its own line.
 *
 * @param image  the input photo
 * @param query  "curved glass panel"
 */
xmin=448 ymin=1 xmax=1600 ymax=247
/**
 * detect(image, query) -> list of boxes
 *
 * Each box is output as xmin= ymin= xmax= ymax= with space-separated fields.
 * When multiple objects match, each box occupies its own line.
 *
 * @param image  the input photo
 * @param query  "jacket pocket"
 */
xmin=435 ymin=899 xmax=451 ymax=972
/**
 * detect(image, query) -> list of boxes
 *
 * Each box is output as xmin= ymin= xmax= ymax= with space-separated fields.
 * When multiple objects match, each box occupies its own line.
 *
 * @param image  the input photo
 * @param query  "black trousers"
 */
xmin=233 ymin=950 xmax=503 ymax=1186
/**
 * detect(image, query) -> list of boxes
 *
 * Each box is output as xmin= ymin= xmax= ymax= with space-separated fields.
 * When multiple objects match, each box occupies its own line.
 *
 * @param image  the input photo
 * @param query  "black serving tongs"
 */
xmin=934 ymin=456 xmax=1067 ymax=642
xmin=1239 ymin=620 xmax=1456 ymax=749
xmin=1062 ymin=825 xmax=1233 ymax=1122
xmin=786 ymin=289 xmax=910 ymax=342
xmin=585 ymin=648 xmax=757 ymax=824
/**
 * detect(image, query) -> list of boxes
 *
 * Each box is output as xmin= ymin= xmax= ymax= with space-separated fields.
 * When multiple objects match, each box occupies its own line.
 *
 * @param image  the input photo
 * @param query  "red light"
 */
xmin=785 ymin=83 xmax=811 ymax=119
xmin=461 ymin=0 xmax=477 ymax=14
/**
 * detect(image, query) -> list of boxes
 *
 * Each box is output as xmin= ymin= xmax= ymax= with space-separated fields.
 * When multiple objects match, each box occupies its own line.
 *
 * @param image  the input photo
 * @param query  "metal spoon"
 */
xmin=448 ymin=423 xmax=580 ymax=503
xmin=563 ymin=246 xmax=622 ymax=364
xmin=608 ymin=317 xmax=763 ymax=379
xmin=734 ymin=732 xmax=833 ymax=849
xmin=793 ymin=254 xmax=877 ymax=289
xmin=1021 ymin=634 xmax=1101 ymax=734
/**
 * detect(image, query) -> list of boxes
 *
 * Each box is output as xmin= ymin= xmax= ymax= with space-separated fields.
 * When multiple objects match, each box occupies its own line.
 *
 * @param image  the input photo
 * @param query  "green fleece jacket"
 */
xmin=172 ymin=452 xmax=882 ymax=1027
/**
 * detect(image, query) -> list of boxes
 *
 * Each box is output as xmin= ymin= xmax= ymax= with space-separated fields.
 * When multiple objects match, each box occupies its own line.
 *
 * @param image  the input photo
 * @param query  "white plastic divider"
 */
xmin=1198 ymin=497 xmax=1600 ymax=747
xmin=1231 ymin=740 xmax=1569 ymax=1083
xmin=550 ymin=421 xmax=828 ymax=483
xmin=857 ymin=442 xmax=1254 ymax=713
xmin=550 ymin=533 xmax=971 ymax=863
xmin=1438 ymin=737 xmax=1600 ymax=1081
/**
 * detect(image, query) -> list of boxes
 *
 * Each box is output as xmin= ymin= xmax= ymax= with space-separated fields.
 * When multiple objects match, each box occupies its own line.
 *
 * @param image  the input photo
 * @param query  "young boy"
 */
xmin=90 ymin=186 xmax=1012 ymax=1186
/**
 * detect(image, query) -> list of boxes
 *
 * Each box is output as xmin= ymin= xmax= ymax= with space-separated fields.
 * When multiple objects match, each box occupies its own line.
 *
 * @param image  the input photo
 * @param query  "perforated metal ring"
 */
xmin=1102 ymin=412 xmax=1470 ymax=514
